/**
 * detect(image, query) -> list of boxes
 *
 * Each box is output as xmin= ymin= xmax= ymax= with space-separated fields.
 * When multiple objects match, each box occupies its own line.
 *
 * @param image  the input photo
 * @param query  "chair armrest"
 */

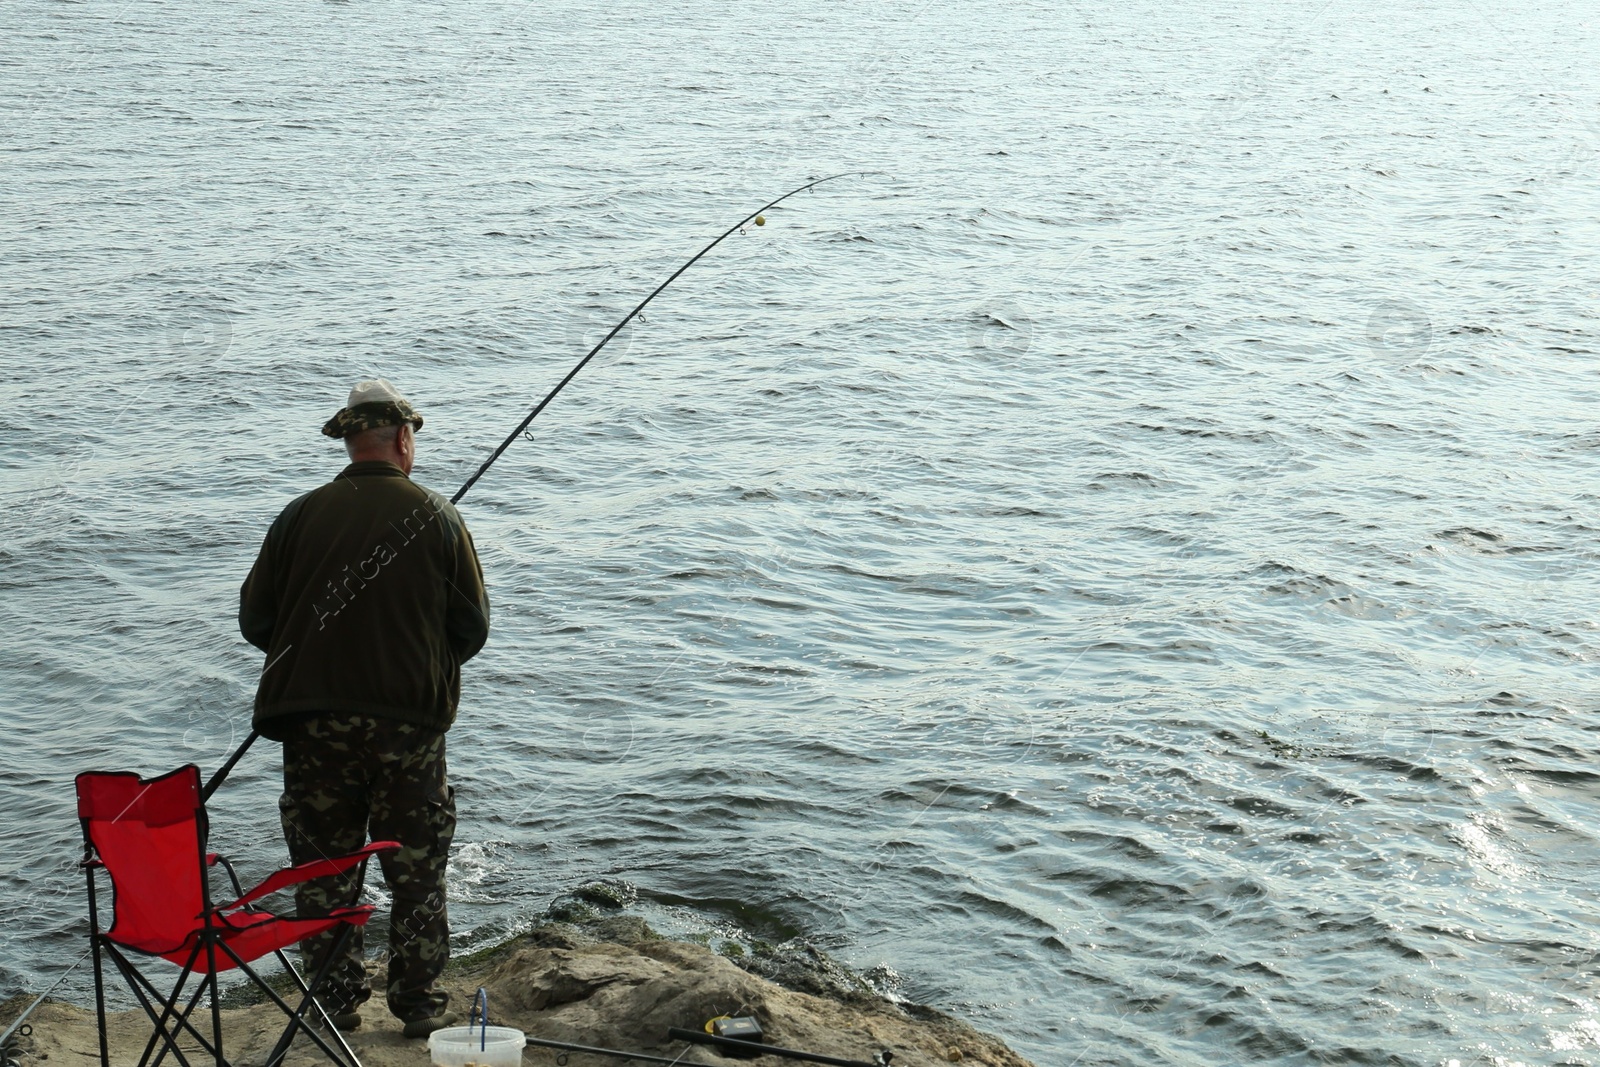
xmin=218 ymin=841 xmax=401 ymax=913
xmin=209 ymin=853 xmax=249 ymax=901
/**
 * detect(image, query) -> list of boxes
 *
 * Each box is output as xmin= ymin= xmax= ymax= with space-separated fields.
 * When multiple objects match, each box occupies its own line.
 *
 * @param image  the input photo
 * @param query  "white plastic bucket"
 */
xmin=428 ymin=1024 xmax=526 ymax=1067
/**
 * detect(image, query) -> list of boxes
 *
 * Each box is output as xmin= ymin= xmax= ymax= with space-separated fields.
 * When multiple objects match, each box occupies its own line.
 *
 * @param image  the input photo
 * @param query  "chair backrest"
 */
xmin=76 ymin=765 xmax=208 ymax=955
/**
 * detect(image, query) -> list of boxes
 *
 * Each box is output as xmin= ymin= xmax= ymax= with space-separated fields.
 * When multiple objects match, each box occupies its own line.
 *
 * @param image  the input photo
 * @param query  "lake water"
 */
xmin=4 ymin=1 xmax=1600 ymax=1064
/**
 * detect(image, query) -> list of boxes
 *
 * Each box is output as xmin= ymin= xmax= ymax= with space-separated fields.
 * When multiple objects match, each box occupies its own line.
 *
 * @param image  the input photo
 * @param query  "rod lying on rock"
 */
xmin=0 ymin=949 xmax=90 ymax=1053
xmin=667 ymin=1026 xmax=893 ymax=1067
xmin=523 ymin=1033 xmax=714 ymax=1065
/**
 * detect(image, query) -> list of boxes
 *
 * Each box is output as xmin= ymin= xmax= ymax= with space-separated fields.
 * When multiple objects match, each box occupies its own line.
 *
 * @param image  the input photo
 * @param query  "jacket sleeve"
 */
xmin=239 ymin=502 xmax=296 ymax=652
xmin=443 ymin=508 xmax=491 ymax=662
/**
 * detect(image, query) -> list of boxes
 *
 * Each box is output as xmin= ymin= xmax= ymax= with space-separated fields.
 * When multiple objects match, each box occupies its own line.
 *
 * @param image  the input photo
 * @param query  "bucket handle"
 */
xmin=469 ymin=987 xmax=490 ymax=1052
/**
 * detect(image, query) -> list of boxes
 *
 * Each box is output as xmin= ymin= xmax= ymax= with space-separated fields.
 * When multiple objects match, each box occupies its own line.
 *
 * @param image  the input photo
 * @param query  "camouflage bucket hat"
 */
xmin=322 ymin=378 xmax=425 ymax=439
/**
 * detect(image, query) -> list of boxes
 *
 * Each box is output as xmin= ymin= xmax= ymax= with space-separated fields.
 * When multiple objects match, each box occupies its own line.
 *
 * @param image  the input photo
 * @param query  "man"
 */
xmin=239 ymin=378 xmax=490 ymax=1038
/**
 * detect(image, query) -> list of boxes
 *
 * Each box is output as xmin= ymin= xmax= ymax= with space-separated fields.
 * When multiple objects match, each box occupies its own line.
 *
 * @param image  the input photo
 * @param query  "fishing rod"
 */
xmin=524 ymin=1033 xmax=712 ymax=1065
xmin=203 ymin=173 xmax=866 ymax=798
xmin=201 ymin=730 xmax=258 ymax=801
xmin=668 ymin=1027 xmax=893 ymax=1067
xmin=0 ymin=949 xmax=92 ymax=1054
xmin=464 ymin=985 xmax=713 ymax=1066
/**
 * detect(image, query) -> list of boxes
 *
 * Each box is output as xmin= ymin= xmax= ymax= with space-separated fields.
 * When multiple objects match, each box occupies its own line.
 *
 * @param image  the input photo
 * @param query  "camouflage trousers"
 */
xmin=279 ymin=715 xmax=456 ymax=1022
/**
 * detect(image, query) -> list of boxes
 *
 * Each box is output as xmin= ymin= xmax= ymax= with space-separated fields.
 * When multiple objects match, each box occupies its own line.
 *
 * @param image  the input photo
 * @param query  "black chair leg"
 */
xmin=146 ymin=973 xmax=216 ymax=1067
xmin=103 ymin=946 xmax=202 ymax=1067
xmin=252 ymin=924 xmax=362 ymax=1067
xmin=205 ymin=939 xmax=224 ymax=1067
xmin=85 ymin=868 xmax=110 ymax=1067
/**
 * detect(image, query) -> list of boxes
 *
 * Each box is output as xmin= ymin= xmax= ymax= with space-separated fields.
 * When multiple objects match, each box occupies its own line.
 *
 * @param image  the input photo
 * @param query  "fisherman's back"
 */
xmin=239 ymin=460 xmax=489 ymax=740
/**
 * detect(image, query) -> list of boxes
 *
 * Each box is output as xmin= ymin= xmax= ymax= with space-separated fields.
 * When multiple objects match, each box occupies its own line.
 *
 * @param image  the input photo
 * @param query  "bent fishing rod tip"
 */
xmin=448 ymin=171 xmax=875 ymax=506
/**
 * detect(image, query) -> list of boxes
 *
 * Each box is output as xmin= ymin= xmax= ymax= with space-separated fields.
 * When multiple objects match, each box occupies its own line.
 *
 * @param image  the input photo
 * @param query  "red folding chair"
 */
xmin=76 ymin=765 xmax=399 ymax=1067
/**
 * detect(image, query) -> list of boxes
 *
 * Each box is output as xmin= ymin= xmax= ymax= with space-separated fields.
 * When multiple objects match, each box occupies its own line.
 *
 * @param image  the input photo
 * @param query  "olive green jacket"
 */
xmin=239 ymin=461 xmax=491 ymax=740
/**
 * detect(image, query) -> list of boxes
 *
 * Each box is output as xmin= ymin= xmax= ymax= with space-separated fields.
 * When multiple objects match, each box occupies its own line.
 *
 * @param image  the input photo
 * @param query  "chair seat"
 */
xmin=109 ymin=904 xmax=379 ymax=975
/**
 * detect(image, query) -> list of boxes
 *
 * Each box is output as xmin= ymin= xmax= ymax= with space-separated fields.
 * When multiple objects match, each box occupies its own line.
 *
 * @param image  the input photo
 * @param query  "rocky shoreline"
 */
xmin=2 ymin=907 xmax=1037 ymax=1067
